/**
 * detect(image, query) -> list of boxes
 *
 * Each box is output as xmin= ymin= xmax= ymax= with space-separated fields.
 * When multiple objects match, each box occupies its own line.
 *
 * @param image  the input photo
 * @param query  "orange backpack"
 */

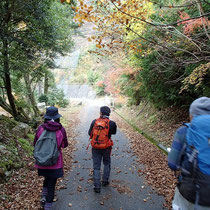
xmin=91 ymin=118 xmax=113 ymax=149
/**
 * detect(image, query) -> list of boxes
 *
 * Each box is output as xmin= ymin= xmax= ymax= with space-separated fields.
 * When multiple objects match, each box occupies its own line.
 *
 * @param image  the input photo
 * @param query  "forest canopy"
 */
xmin=0 ymin=0 xmax=76 ymax=121
xmin=71 ymin=0 xmax=210 ymax=107
xmin=0 ymin=0 xmax=209 ymax=122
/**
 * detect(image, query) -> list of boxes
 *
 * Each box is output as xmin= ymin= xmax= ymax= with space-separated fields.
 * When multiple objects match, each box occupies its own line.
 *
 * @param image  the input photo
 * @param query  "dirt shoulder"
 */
xmin=115 ymin=103 xmax=189 ymax=148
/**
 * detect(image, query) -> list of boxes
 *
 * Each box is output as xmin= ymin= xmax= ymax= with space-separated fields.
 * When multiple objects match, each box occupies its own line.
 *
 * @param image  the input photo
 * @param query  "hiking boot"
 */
xmin=93 ymin=187 xmax=101 ymax=193
xmin=40 ymin=195 xmax=46 ymax=208
xmin=102 ymin=181 xmax=109 ymax=186
xmin=44 ymin=202 xmax=53 ymax=210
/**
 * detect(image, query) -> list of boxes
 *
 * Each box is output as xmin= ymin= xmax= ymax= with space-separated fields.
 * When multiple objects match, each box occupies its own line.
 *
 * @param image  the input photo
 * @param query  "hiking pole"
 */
xmin=86 ymin=136 xmax=91 ymax=150
xmin=86 ymin=130 xmax=93 ymax=151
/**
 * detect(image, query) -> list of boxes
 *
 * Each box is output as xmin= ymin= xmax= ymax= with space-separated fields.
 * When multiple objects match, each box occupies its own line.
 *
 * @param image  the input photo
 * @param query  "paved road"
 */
xmin=52 ymin=101 xmax=166 ymax=210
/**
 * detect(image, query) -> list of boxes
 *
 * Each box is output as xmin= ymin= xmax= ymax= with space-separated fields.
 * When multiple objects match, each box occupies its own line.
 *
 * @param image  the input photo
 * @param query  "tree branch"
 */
xmin=197 ymin=0 xmax=210 ymax=40
xmin=165 ymin=26 xmax=202 ymax=52
xmin=110 ymin=0 xmax=210 ymax=27
xmin=149 ymin=0 xmax=208 ymax=8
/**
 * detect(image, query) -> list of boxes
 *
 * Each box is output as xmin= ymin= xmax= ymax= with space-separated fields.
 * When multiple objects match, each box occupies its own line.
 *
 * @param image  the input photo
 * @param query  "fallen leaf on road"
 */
xmin=77 ymin=185 xmax=82 ymax=192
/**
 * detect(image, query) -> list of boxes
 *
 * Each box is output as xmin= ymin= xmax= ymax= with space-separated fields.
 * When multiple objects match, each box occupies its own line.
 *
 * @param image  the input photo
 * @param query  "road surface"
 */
xmin=52 ymin=101 xmax=166 ymax=210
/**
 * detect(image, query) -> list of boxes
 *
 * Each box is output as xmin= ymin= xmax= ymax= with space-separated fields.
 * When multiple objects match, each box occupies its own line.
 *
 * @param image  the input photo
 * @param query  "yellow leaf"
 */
xmin=66 ymin=0 xmax=70 ymax=3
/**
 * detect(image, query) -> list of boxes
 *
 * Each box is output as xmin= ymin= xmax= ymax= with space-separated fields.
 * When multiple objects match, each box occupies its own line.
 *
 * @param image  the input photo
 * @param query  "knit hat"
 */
xmin=44 ymin=106 xmax=62 ymax=120
xmin=189 ymin=97 xmax=210 ymax=116
xmin=100 ymin=106 xmax=111 ymax=116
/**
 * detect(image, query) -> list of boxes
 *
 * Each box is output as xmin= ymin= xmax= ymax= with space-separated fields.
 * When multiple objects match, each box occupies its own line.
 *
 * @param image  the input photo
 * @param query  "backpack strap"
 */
xmin=177 ymin=142 xmax=187 ymax=169
xmin=174 ymin=142 xmax=187 ymax=178
xmin=194 ymin=184 xmax=200 ymax=210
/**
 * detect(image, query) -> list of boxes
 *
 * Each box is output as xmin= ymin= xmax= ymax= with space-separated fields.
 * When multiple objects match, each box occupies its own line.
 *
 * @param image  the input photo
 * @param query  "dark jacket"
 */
xmin=88 ymin=116 xmax=117 ymax=139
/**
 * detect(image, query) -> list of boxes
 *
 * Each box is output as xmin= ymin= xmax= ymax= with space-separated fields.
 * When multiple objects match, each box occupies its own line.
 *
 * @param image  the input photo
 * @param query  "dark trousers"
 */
xmin=92 ymin=147 xmax=111 ymax=188
xmin=43 ymin=176 xmax=57 ymax=203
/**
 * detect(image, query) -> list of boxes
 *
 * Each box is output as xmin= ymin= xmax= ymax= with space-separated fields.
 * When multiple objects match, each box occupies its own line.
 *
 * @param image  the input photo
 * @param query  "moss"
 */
xmin=0 ymin=149 xmax=21 ymax=175
xmin=18 ymin=138 xmax=33 ymax=155
xmin=0 ymin=137 xmax=32 ymax=176
xmin=0 ymin=117 xmax=34 ymax=182
xmin=0 ymin=162 xmax=7 ymax=173
xmin=27 ymin=133 xmax=35 ymax=142
xmin=5 ymin=140 xmax=18 ymax=156
xmin=148 ymin=115 xmax=157 ymax=123
xmin=0 ymin=115 xmax=18 ymax=130
xmin=1 ymin=140 xmax=21 ymax=170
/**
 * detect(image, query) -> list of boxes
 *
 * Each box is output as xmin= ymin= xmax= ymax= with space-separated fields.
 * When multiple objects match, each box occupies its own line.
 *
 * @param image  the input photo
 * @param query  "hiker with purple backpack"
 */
xmin=168 ymin=97 xmax=210 ymax=210
xmin=34 ymin=106 xmax=68 ymax=210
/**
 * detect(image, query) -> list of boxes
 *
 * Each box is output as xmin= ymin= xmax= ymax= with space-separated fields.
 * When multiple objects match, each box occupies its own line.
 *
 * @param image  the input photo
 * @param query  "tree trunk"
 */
xmin=1 ymin=1 xmax=29 ymax=122
xmin=2 ymin=38 xmax=19 ymax=119
xmin=44 ymin=71 xmax=49 ymax=95
xmin=0 ymin=96 xmax=13 ymax=116
xmin=24 ymin=73 xmax=40 ymax=116
xmin=38 ymin=81 xmax=42 ymax=97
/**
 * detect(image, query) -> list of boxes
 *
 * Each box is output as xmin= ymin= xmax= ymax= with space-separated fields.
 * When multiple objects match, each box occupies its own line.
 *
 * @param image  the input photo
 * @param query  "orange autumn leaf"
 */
xmin=96 ymin=44 xmax=102 ymax=48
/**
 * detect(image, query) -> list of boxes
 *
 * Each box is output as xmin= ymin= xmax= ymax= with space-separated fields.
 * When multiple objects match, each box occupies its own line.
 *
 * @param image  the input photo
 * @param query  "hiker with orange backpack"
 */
xmin=88 ymin=106 xmax=117 ymax=193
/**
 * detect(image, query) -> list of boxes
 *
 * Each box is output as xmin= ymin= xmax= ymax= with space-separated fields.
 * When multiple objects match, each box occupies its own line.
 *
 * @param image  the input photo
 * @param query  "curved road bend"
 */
xmin=52 ymin=101 xmax=166 ymax=210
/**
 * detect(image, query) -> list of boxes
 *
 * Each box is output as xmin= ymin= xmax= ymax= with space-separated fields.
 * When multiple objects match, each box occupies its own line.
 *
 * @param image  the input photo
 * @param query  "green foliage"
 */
xmin=119 ymin=50 xmax=195 ymax=107
xmin=47 ymin=88 xmax=69 ymax=108
xmin=118 ymin=73 xmax=143 ymax=106
xmin=87 ymin=70 xmax=100 ymax=85
xmin=95 ymin=84 xmax=106 ymax=96
xmin=116 ymin=0 xmax=210 ymax=108
xmin=38 ymin=94 xmax=48 ymax=103
xmin=38 ymin=89 xmax=69 ymax=108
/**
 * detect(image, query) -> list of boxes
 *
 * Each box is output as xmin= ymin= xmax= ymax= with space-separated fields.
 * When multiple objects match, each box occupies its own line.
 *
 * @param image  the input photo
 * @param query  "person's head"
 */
xmin=44 ymin=106 xmax=62 ymax=123
xmin=189 ymin=97 xmax=210 ymax=120
xmin=100 ymin=106 xmax=111 ymax=117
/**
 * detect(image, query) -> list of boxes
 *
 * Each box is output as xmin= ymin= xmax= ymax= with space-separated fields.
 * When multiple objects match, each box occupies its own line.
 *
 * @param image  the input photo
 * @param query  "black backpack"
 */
xmin=177 ymin=117 xmax=210 ymax=208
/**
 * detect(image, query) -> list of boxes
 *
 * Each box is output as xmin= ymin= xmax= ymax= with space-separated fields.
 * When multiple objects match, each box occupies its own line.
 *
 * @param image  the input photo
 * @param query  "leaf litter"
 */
xmin=112 ymin=113 xmax=176 ymax=209
xmin=0 ymin=109 xmax=80 ymax=210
